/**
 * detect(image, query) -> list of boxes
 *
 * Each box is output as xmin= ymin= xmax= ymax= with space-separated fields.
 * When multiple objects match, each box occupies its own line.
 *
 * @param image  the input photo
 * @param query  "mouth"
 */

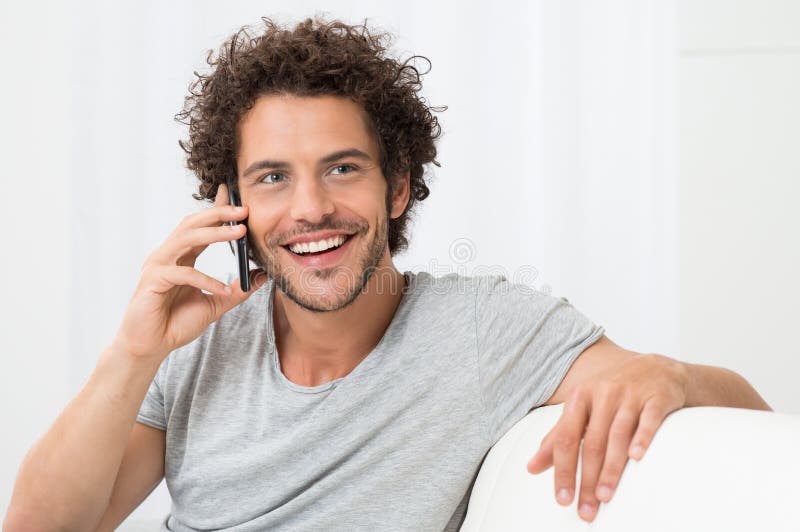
xmin=283 ymin=234 xmax=351 ymax=255
xmin=281 ymin=233 xmax=355 ymax=268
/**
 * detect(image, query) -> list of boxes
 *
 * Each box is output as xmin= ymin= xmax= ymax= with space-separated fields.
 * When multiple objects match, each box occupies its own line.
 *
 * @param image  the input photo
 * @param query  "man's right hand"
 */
xmin=112 ymin=183 xmax=266 ymax=362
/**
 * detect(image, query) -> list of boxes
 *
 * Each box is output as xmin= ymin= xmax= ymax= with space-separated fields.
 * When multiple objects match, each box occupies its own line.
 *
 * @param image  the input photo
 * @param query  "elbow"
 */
xmin=3 ymin=506 xmax=44 ymax=532
xmin=4 ymin=501 xmax=83 ymax=532
xmin=731 ymin=369 xmax=773 ymax=412
xmin=727 ymin=370 xmax=773 ymax=412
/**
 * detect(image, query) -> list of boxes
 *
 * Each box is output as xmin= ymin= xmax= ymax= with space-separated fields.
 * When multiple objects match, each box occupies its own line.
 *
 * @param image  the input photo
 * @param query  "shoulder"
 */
xmin=406 ymin=270 xmax=485 ymax=296
xmin=405 ymin=270 xmax=556 ymax=306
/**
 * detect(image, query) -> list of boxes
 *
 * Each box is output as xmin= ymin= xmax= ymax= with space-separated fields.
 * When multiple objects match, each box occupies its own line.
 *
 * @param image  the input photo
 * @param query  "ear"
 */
xmin=389 ymin=169 xmax=411 ymax=220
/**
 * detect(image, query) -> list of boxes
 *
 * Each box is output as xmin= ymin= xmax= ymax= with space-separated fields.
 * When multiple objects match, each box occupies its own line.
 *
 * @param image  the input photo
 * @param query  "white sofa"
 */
xmin=461 ymin=404 xmax=800 ymax=531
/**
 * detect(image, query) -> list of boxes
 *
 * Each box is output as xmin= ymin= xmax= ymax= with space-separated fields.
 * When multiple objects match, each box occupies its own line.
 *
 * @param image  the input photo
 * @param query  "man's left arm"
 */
xmin=526 ymin=334 xmax=771 ymax=523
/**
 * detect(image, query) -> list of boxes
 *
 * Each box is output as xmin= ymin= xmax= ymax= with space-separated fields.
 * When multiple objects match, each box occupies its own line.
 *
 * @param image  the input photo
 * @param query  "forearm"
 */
xmin=683 ymin=362 xmax=772 ymax=411
xmin=5 ymin=344 xmax=161 ymax=531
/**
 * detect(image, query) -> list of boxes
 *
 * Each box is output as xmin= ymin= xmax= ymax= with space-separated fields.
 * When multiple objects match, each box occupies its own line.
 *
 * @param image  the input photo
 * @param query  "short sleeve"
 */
xmin=136 ymin=356 xmax=169 ymax=431
xmin=475 ymin=275 xmax=604 ymax=445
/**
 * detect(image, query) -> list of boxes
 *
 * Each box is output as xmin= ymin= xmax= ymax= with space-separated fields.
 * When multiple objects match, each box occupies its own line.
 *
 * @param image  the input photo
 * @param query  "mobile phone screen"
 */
xmin=226 ymin=179 xmax=251 ymax=292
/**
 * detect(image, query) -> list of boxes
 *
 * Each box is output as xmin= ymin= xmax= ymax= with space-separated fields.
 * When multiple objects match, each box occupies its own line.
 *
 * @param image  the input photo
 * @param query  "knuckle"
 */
xmin=582 ymin=440 xmax=605 ymax=456
xmin=555 ymin=471 xmax=575 ymax=487
xmin=602 ymin=462 xmax=624 ymax=480
xmin=618 ymin=405 xmax=639 ymax=422
xmin=609 ymin=426 xmax=632 ymax=441
xmin=579 ymin=483 xmax=598 ymax=499
xmin=578 ymin=488 xmax=598 ymax=505
xmin=554 ymin=435 xmax=577 ymax=451
xmin=631 ymin=435 xmax=651 ymax=450
xmin=140 ymin=263 xmax=158 ymax=277
xmin=177 ymin=213 xmax=195 ymax=229
xmin=570 ymin=384 xmax=588 ymax=402
xmin=597 ymin=380 xmax=622 ymax=396
xmin=648 ymin=396 xmax=671 ymax=414
xmin=635 ymin=428 xmax=654 ymax=444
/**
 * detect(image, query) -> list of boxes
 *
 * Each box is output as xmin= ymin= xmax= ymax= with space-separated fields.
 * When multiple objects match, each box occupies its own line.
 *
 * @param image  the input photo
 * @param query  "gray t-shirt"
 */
xmin=136 ymin=271 xmax=604 ymax=531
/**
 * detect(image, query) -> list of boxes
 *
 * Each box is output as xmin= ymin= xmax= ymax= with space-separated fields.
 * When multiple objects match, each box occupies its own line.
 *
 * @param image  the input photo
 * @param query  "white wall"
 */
xmin=678 ymin=0 xmax=800 ymax=414
xmin=0 ymin=0 xmax=688 ymax=527
xmin=0 ymin=0 xmax=75 ymax=523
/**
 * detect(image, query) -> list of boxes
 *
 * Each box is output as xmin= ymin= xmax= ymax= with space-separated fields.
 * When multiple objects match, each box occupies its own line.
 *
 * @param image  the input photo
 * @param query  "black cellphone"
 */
xmin=225 ymin=177 xmax=250 ymax=292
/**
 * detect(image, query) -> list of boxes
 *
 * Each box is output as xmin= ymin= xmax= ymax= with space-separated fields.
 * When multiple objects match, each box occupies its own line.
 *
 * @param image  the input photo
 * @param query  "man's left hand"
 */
xmin=526 ymin=353 xmax=688 ymax=522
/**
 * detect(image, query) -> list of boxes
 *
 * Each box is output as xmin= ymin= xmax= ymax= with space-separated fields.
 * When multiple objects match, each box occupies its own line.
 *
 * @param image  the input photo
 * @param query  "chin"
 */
xmin=283 ymin=275 xmax=365 ymax=312
xmin=272 ymin=263 xmax=369 ymax=311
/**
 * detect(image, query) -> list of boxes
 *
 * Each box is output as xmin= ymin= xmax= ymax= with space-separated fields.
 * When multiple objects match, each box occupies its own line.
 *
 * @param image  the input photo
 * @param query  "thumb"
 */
xmin=237 ymin=269 xmax=268 ymax=296
xmin=211 ymin=270 xmax=268 ymax=314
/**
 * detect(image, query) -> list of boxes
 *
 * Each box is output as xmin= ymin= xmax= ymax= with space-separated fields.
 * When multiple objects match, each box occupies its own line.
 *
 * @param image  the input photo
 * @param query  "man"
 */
xmin=5 ymin=16 xmax=770 ymax=532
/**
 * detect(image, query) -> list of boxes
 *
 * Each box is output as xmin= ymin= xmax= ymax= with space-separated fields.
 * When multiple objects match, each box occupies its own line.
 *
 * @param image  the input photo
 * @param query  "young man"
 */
xmin=5 ymin=16 xmax=770 ymax=532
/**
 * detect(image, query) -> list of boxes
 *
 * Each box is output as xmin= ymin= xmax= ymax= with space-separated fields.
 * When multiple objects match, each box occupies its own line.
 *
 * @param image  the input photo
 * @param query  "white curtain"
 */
xmin=0 ymin=0 xmax=677 ymax=521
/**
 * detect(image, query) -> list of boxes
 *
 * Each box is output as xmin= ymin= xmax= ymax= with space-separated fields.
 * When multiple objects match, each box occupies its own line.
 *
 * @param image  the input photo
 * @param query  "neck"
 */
xmin=272 ymin=252 xmax=407 ymax=387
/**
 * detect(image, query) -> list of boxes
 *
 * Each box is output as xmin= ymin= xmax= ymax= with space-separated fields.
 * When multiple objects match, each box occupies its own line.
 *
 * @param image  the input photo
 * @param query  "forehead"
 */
xmin=236 ymin=94 xmax=377 ymax=163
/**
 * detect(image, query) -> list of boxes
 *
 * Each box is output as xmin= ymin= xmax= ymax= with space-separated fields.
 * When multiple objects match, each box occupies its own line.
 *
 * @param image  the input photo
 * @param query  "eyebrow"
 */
xmin=241 ymin=148 xmax=373 ymax=179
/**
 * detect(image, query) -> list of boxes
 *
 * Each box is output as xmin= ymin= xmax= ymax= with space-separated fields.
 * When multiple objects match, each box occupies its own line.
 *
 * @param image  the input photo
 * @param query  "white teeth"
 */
xmin=289 ymin=235 xmax=347 ymax=254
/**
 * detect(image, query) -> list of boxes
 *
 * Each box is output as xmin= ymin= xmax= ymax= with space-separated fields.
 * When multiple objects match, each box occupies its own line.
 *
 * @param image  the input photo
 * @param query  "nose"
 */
xmin=288 ymin=175 xmax=335 ymax=224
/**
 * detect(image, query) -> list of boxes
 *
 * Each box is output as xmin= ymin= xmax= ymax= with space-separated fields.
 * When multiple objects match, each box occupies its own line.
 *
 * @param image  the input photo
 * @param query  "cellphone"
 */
xmin=225 ymin=177 xmax=250 ymax=292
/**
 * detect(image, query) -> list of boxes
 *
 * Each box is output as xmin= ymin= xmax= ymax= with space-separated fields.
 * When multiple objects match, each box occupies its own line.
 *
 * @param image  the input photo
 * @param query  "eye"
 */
xmin=259 ymin=172 xmax=286 ymax=185
xmin=331 ymin=164 xmax=356 ymax=175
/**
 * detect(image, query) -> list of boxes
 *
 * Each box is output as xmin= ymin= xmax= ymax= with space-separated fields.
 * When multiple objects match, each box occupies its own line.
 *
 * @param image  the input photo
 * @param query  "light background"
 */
xmin=0 ymin=0 xmax=796 ymax=527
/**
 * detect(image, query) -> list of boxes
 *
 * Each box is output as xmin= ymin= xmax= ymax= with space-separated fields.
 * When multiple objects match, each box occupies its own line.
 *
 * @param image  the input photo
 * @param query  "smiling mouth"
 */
xmin=283 ymin=234 xmax=352 ymax=256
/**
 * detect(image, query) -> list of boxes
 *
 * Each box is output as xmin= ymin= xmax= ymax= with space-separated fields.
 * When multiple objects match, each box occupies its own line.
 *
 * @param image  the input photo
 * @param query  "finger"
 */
xmin=148 ymin=205 xmax=249 ymax=266
xmin=551 ymin=390 xmax=590 ymax=506
xmin=595 ymin=402 xmax=638 ymax=503
xmin=230 ymin=269 xmax=268 ymax=296
xmin=191 ymin=269 xmax=267 ymax=327
xmin=577 ymin=388 xmax=621 ymax=522
xmin=527 ymin=430 xmax=555 ymax=474
xmin=168 ymin=224 xmax=247 ymax=266
xmin=206 ymin=268 xmax=268 ymax=311
xmin=628 ymin=397 xmax=670 ymax=461
xmin=141 ymin=264 xmax=233 ymax=296
xmin=179 ymin=202 xmax=249 ymax=232
xmin=215 ymin=183 xmax=229 ymax=207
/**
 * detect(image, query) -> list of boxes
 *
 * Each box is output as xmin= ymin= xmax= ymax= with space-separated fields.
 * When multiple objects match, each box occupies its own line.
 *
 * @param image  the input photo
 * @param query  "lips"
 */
xmin=287 ymin=234 xmax=349 ymax=255
xmin=282 ymin=233 xmax=355 ymax=269
xmin=283 ymin=230 xmax=356 ymax=247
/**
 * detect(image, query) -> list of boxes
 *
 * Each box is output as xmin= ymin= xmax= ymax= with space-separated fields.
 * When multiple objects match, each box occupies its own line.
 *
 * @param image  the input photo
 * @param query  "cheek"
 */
xmin=331 ymin=182 xmax=388 ymax=218
xmin=243 ymin=200 xmax=282 ymax=240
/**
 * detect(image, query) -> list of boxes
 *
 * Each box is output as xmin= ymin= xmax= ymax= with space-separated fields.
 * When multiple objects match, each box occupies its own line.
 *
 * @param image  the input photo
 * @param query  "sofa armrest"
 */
xmin=461 ymin=404 xmax=800 ymax=531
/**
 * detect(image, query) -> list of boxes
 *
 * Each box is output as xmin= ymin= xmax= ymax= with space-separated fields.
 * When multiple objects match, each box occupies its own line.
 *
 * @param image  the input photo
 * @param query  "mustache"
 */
xmin=266 ymin=220 xmax=368 ymax=247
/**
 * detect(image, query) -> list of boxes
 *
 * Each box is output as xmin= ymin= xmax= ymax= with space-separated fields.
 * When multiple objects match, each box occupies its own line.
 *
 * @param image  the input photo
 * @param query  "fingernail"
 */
xmin=630 ymin=444 xmax=645 ymax=460
xmin=579 ymin=503 xmax=596 ymax=519
xmin=597 ymin=485 xmax=614 ymax=501
xmin=556 ymin=488 xmax=572 ymax=504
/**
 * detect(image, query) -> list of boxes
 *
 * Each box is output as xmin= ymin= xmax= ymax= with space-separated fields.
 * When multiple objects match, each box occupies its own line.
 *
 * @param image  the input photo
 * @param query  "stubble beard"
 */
xmin=249 ymin=215 xmax=390 ymax=313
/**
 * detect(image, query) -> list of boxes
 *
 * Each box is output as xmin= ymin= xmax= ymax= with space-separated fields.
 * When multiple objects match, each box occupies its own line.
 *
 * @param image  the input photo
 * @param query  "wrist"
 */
xmin=645 ymin=353 xmax=691 ymax=407
xmin=674 ymin=359 xmax=692 ymax=407
xmin=108 ymin=333 xmax=169 ymax=363
xmin=90 ymin=344 xmax=163 ymax=407
xmin=102 ymin=341 xmax=166 ymax=373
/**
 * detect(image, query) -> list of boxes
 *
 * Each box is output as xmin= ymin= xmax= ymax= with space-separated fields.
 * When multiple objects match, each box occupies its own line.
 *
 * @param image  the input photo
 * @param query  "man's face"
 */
xmin=236 ymin=94 xmax=407 ymax=312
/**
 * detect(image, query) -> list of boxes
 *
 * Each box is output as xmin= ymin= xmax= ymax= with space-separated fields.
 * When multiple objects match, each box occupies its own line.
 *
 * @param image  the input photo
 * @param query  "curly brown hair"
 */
xmin=175 ymin=15 xmax=446 ymax=256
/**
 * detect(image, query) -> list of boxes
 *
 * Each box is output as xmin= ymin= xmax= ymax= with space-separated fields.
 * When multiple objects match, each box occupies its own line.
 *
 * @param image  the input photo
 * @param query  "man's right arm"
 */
xmin=5 ymin=185 xmax=265 ymax=530
xmin=3 ymin=344 xmax=164 ymax=531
